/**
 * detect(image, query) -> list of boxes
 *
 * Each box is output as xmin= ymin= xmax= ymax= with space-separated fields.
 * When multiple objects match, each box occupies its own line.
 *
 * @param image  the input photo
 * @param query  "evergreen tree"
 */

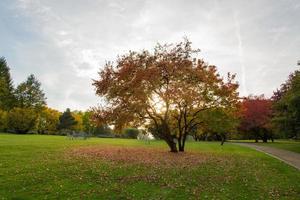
xmin=58 ymin=108 xmax=77 ymax=130
xmin=15 ymin=74 xmax=46 ymax=110
xmin=0 ymin=57 xmax=16 ymax=110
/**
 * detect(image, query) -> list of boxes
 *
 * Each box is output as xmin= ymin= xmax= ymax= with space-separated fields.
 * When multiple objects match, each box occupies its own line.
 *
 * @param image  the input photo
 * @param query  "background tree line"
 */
xmin=189 ymin=68 xmax=300 ymax=143
xmin=0 ymin=57 xmax=141 ymax=138
xmin=234 ymin=68 xmax=300 ymax=142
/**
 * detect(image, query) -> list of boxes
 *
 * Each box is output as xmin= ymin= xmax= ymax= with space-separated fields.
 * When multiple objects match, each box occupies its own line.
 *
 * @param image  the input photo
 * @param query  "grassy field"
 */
xmin=258 ymin=141 xmax=300 ymax=154
xmin=0 ymin=134 xmax=300 ymax=199
xmin=230 ymin=140 xmax=300 ymax=153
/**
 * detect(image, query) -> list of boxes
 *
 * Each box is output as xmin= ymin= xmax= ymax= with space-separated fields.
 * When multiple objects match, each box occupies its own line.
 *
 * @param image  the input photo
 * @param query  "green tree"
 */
xmin=57 ymin=108 xmax=77 ymax=131
xmin=196 ymin=107 xmax=239 ymax=145
xmin=81 ymin=111 xmax=114 ymax=136
xmin=123 ymin=128 xmax=139 ymax=139
xmin=273 ymin=70 xmax=300 ymax=139
xmin=7 ymin=107 xmax=37 ymax=134
xmin=82 ymin=111 xmax=93 ymax=134
xmin=0 ymin=57 xmax=16 ymax=110
xmin=15 ymin=74 xmax=46 ymax=110
xmin=93 ymin=125 xmax=113 ymax=137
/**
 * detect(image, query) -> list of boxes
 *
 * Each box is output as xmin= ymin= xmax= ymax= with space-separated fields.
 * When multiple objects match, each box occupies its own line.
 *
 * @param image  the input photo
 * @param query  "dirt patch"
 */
xmin=68 ymin=146 xmax=217 ymax=168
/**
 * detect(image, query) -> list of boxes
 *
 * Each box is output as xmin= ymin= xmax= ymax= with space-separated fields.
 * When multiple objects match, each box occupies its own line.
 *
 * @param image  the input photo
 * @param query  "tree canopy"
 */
xmin=0 ymin=57 xmax=16 ymax=110
xmin=58 ymin=108 xmax=77 ymax=131
xmin=15 ymin=74 xmax=46 ymax=110
xmin=36 ymin=107 xmax=61 ymax=134
xmin=272 ymin=70 xmax=300 ymax=139
xmin=239 ymin=96 xmax=273 ymax=142
xmin=195 ymin=107 xmax=240 ymax=144
xmin=7 ymin=107 xmax=37 ymax=134
xmin=93 ymin=39 xmax=239 ymax=152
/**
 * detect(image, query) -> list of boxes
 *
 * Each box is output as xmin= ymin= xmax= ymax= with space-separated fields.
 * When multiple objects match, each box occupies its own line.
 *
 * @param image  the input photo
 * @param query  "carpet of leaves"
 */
xmin=67 ymin=146 xmax=223 ymax=169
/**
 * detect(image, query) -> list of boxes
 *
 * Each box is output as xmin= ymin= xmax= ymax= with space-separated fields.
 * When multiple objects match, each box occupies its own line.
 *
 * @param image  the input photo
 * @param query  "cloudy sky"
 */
xmin=1 ymin=0 xmax=299 ymax=111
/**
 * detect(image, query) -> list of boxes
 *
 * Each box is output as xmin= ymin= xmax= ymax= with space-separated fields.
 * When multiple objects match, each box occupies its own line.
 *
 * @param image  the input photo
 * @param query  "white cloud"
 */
xmin=1 ymin=0 xmax=299 ymax=111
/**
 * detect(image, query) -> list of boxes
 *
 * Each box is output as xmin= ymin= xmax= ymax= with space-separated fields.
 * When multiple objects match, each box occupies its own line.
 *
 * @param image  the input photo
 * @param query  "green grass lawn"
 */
xmin=231 ymin=139 xmax=300 ymax=154
xmin=0 ymin=134 xmax=300 ymax=199
xmin=258 ymin=140 xmax=300 ymax=154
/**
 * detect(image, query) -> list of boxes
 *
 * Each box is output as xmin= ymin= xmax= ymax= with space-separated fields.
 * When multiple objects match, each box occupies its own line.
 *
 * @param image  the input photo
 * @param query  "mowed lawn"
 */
xmin=257 ymin=140 xmax=300 ymax=154
xmin=0 ymin=134 xmax=299 ymax=200
xmin=230 ymin=140 xmax=300 ymax=154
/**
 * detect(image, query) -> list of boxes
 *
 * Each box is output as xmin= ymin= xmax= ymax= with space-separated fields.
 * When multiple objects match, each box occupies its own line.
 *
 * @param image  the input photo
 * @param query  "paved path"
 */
xmin=233 ymin=143 xmax=300 ymax=170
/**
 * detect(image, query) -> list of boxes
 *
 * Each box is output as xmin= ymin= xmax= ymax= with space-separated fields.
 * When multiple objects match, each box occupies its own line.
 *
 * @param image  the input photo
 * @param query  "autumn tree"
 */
xmin=36 ymin=107 xmax=60 ymax=134
xmin=0 ymin=110 xmax=8 ymax=132
xmin=93 ymin=39 xmax=239 ymax=152
xmin=0 ymin=57 xmax=16 ymax=110
xmin=239 ymin=95 xmax=273 ymax=142
xmin=7 ymin=107 xmax=37 ymax=134
xmin=15 ymin=74 xmax=46 ymax=111
xmin=71 ymin=111 xmax=84 ymax=131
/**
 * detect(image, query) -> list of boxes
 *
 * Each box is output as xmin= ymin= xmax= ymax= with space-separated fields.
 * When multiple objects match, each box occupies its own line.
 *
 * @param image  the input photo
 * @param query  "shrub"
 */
xmin=122 ymin=128 xmax=139 ymax=139
xmin=7 ymin=107 xmax=37 ymax=134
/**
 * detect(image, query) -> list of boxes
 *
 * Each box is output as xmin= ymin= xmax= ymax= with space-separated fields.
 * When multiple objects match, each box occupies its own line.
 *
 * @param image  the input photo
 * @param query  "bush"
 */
xmin=0 ymin=109 xmax=8 ymax=132
xmin=8 ymin=107 xmax=37 ymax=134
xmin=122 ymin=128 xmax=139 ymax=139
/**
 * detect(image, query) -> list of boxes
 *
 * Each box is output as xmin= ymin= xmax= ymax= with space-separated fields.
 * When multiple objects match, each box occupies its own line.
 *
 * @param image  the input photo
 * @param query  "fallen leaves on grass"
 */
xmin=68 ymin=146 xmax=216 ymax=168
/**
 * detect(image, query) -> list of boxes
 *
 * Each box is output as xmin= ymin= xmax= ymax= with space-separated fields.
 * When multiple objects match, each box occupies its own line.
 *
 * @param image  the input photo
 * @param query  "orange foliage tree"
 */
xmin=93 ymin=39 xmax=239 ymax=152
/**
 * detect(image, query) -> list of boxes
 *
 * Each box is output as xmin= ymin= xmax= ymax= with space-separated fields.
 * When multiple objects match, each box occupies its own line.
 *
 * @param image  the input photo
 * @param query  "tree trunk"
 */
xmin=159 ymin=122 xmax=178 ymax=152
xmin=178 ymin=135 xmax=182 ymax=152
xmin=178 ymin=145 xmax=184 ymax=152
xmin=192 ymin=134 xmax=198 ymax=141
xmin=178 ymin=143 xmax=184 ymax=152
xmin=166 ymin=139 xmax=178 ymax=152
xmin=270 ymin=134 xmax=274 ymax=142
xmin=166 ymin=132 xmax=178 ymax=152
xmin=262 ymin=132 xmax=268 ymax=143
xmin=179 ymin=133 xmax=187 ymax=152
xmin=220 ymin=134 xmax=226 ymax=146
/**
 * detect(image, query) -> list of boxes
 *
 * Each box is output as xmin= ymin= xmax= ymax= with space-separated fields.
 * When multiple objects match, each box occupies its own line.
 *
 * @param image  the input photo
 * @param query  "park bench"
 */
xmin=67 ymin=131 xmax=88 ymax=140
xmin=137 ymin=132 xmax=152 ymax=144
